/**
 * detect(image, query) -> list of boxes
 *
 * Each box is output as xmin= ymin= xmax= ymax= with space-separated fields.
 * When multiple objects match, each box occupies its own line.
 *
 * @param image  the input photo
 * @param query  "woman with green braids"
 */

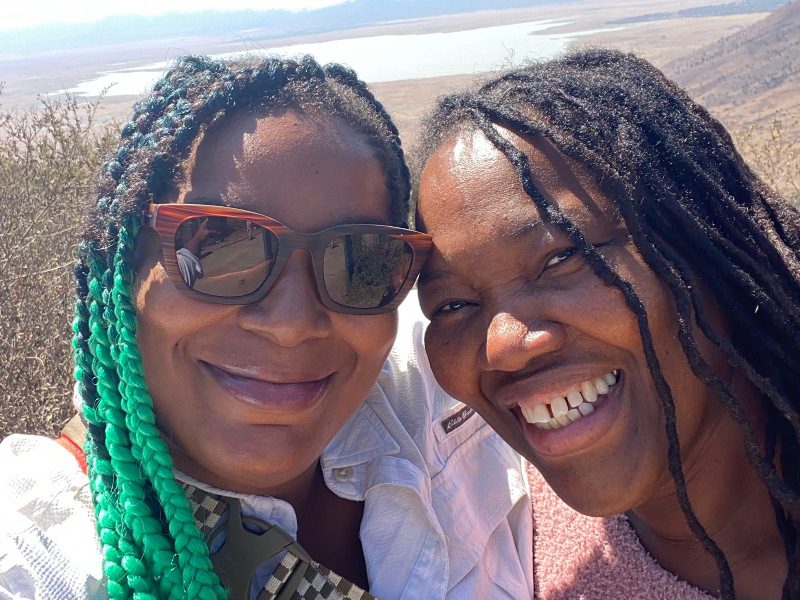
xmin=0 ymin=55 xmax=532 ymax=600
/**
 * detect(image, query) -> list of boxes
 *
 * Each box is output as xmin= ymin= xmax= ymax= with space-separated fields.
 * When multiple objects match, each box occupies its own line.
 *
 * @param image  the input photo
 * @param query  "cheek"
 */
xmin=424 ymin=322 xmax=479 ymax=399
xmin=593 ymin=249 xmax=676 ymax=353
xmin=338 ymin=312 xmax=397 ymax=373
xmin=133 ymin=264 xmax=216 ymax=385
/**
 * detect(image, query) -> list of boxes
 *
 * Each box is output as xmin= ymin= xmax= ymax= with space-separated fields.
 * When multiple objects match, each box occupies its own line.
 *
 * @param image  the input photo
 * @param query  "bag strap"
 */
xmin=55 ymin=414 xmax=376 ymax=599
xmin=185 ymin=483 xmax=376 ymax=600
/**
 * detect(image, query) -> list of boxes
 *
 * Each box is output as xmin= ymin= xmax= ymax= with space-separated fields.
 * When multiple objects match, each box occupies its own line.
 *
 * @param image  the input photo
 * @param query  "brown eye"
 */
xmin=545 ymin=247 xmax=578 ymax=269
xmin=433 ymin=299 xmax=475 ymax=317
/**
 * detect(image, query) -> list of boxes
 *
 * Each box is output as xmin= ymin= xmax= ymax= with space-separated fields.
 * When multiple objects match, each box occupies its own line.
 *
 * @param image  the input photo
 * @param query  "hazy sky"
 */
xmin=2 ymin=0 xmax=350 ymax=31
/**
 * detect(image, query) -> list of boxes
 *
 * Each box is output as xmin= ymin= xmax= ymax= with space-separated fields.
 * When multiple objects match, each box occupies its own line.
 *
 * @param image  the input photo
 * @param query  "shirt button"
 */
xmin=333 ymin=466 xmax=353 ymax=482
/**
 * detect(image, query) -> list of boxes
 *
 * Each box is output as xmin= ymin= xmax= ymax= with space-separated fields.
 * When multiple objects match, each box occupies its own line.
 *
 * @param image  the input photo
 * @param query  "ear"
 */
xmin=133 ymin=227 xmax=163 ymax=273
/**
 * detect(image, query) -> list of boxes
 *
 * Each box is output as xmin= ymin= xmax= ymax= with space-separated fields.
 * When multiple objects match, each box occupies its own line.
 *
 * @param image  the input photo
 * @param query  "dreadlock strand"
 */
xmin=475 ymin=111 xmax=738 ymax=598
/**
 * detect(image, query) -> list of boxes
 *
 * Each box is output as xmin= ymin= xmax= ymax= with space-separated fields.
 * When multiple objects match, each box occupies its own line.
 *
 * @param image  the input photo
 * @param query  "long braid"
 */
xmin=415 ymin=48 xmax=800 ymax=598
xmin=79 ymin=77 xmax=215 ymax=598
xmin=75 ymin=54 xmax=411 ymax=600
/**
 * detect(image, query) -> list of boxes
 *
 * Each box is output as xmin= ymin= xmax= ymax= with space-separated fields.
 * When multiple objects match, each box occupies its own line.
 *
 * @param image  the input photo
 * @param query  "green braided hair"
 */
xmin=413 ymin=48 xmax=800 ymax=599
xmin=72 ymin=54 xmax=411 ymax=600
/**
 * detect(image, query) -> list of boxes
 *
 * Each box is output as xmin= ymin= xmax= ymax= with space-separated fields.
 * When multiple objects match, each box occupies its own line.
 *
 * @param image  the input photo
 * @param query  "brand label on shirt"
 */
xmin=440 ymin=405 xmax=476 ymax=435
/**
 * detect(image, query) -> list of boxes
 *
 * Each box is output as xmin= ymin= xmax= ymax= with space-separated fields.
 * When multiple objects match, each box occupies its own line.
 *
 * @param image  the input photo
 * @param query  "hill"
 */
xmin=667 ymin=0 xmax=800 ymax=129
xmin=611 ymin=0 xmax=788 ymax=24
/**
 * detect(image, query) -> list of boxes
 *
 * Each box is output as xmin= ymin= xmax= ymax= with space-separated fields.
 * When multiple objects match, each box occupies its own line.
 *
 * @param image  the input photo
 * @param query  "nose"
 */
xmin=236 ymin=251 xmax=330 ymax=346
xmin=484 ymin=311 xmax=567 ymax=372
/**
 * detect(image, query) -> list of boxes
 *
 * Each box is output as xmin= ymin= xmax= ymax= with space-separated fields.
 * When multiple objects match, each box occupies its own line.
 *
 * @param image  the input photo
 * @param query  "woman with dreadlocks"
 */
xmin=413 ymin=48 xmax=799 ymax=600
xmin=0 ymin=55 xmax=532 ymax=599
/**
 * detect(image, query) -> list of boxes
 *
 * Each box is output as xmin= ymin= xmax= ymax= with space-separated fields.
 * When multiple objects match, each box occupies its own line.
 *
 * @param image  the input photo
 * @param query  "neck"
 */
xmin=628 ymin=390 xmax=787 ymax=599
xmin=174 ymin=451 xmax=323 ymax=514
xmin=274 ymin=461 xmax=324 ymax=518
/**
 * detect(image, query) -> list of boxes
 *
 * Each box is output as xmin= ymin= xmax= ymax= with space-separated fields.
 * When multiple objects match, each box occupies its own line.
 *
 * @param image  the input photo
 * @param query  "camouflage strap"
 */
xmin=183 ymin=484 xmax=377 ymax=600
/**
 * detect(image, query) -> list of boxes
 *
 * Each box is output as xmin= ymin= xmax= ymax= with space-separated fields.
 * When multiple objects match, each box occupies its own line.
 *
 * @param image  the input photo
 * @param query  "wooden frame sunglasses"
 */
xmin=144 ymin=203 xmax=433 ymax=315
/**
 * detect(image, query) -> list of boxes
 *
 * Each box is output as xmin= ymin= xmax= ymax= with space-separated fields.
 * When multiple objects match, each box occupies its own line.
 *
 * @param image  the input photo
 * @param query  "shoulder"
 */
xmin=372 ymin=289 xmax=468 ymax=447
xmin=364 ymin=293 xmax=535 ymax=598
xmin=0 ymin=433 xmax=90 ymax=516
xmin=0 ymin=434 xmax=104 ymax=599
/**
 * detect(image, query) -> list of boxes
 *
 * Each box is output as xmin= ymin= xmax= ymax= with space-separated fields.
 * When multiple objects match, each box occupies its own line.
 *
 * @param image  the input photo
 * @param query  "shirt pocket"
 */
xmin=431 ymin=424 xmax=533 ymax=597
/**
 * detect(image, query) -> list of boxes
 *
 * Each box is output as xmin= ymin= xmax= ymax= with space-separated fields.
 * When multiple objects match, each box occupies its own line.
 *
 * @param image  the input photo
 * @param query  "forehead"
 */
xmin=418 ymin=126 xmax=615 ymax=239
xmin=178 ymin=109 xmax=391 ymax=229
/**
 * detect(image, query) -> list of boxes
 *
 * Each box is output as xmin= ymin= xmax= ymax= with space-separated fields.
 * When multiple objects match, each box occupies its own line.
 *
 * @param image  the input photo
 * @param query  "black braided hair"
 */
xmin=73 ymin=54 xmax=410 ymax=600
xmin=414 ymin=48 xmax=800 ymax=600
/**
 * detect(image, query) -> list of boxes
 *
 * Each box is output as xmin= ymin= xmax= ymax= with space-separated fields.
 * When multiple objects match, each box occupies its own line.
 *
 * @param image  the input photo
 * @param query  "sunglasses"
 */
xmin=145 ymin=203 xmax=432 ymax=314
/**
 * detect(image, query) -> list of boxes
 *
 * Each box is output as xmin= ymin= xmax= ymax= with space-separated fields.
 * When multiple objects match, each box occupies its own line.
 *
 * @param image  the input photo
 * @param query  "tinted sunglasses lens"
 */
xmin=323 ymin=233 xmax=414 ymax=309
xmin=175 ymin=217 xmax=278 ymax=297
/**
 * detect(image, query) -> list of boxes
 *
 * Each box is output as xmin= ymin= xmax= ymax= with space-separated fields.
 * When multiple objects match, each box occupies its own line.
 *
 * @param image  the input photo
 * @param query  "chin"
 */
xmin=533 ymin=455 xmax=652 ymax=518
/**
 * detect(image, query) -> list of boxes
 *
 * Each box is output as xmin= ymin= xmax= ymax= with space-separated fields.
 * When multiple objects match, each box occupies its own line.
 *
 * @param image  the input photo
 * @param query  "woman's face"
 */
xmin=134 ymin=110 xmax=397 ymax=495
xmin=416 ymin=127 xmax=730 ymax=516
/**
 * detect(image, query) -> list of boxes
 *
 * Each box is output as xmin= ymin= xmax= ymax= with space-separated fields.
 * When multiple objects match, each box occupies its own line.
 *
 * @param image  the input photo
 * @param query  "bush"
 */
xmin=0 ymin=91 xmax=117 ymax=439
xmin=734 ymin=113 xmax=800 ymax=208
xmin=0 ymin=91 xmax=796 ymax=440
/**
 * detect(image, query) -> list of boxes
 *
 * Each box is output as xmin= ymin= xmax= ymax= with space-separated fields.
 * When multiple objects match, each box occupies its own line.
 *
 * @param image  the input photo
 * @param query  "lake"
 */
xmin=64 ymin=19 xmax=622 ymax=97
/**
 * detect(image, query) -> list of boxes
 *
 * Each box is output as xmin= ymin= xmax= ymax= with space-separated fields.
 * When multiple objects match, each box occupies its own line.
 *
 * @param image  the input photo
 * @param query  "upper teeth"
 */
xmin=520 ymin=370 xmax=618 ymax=430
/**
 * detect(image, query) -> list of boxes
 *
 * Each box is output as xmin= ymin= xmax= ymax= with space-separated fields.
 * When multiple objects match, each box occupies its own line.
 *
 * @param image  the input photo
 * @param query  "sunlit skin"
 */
xmin=133 ymin=110 xmax=397 ymax=584
xmin=416 ymin=127 xmax=786 ymax=598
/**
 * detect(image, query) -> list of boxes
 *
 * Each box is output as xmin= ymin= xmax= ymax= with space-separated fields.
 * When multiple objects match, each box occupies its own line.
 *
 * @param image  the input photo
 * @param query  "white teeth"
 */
xmin=533 ymin=403 xmax=551 ymax=423
xmin=527 ymin=370 xmax=618 ymax=431
xmin=567 ymin=390 xmax=583 ymax=408
xmin=520 ymin=404 xmax=536 ymax=424
xmin=550 ymin=397 xmax=569 ymax=417
xmin=521 ymin=403 xmax=551 ymax=424
xmin=581 ymin=380 xmax=598 ymax=403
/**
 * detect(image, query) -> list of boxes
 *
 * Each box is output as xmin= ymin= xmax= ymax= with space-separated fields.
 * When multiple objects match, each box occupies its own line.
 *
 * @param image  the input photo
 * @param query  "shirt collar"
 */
xmin=321 ymin=386 xmax=401 ymax=471
xmin=175 ymin=469 xmax=299 ymax=541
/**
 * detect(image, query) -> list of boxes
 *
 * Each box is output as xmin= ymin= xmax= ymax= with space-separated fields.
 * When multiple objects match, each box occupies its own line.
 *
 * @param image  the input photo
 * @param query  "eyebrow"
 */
xmin=507 ymin=219 xmax=546 ymax=240
xmin=417 ymin=269 xmax=449 ymax=286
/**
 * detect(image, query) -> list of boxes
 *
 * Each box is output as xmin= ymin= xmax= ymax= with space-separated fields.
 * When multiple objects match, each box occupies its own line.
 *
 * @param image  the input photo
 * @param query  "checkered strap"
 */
xmin=257 ymin=552 xmax=375 ymax=600
xmin=183 ymin=484 xmax=376 ymax=600
xmin=185 ymin=483 xmax=228 ymax=538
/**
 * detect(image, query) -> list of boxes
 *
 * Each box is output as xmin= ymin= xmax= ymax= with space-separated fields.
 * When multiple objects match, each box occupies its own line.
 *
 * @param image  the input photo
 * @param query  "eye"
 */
xmin=544 ymin=247 xmax=578 ymax=269
xmin=433 ymin=299 xmax=474 ymax=316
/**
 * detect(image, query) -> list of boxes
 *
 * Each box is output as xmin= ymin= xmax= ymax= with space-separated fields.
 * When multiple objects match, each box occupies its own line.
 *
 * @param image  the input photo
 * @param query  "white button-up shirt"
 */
xmin=0 ymin=294 xmax=533 ymax=599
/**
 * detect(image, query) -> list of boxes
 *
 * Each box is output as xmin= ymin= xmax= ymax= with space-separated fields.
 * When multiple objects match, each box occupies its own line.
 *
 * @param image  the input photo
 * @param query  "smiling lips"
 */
xmin=519 ymin=370 xmax=619 ymax=430
xmin=206 ymin=363 xmax=331 ymax=411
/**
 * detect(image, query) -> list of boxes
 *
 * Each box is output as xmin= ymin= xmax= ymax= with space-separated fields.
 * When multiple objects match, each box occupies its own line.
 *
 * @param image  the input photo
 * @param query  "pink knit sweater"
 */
xmin=529 ymin=464 xmax=714 ymax=599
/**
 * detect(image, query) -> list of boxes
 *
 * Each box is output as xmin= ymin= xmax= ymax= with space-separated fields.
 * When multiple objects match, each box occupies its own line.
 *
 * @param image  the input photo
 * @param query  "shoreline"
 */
xmin=1 ymin=1 xmax=791 ymax=143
